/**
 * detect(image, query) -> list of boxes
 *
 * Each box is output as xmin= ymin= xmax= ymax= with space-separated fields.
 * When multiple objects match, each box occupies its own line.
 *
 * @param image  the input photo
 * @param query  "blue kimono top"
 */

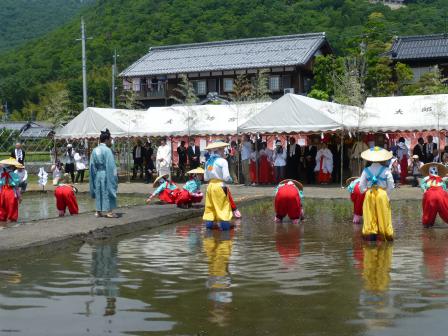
xmin=89 ymin=143 xmax=118 ymax=212
xmin=183 ymin=179 xmax=201 ymax=193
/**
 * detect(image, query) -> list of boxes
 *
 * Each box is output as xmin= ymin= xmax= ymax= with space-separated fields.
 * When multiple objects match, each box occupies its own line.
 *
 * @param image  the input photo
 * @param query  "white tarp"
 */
xmin=55 ymin=102 xmax=270 ymax=139
xmin=361 ymin=94 xmax=448 ymax=132
xmin=54 ymin=107 xmax=148 ymax=139
xmin=238 ymin=93 xmax=360 ymax=133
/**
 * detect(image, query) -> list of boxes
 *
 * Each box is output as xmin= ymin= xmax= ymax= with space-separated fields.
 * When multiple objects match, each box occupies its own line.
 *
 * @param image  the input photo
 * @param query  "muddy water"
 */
xmin=1 ymin=199 xmax=448 ymax=335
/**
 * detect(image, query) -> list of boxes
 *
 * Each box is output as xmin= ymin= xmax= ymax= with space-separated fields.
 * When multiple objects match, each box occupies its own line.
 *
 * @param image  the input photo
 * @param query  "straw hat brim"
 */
xmin=187 ymin=167 xmax=205 ymax=174
xmin=205 ymin=141 xmax=229 ymax=150
xmin=0 ymin=158 xmax=22 ymax=168
xmin=420 ymin=163 xmax=448 ymax=177
xmin=360 ymin=148 xmax=393 ymax=162
xmin=153 ymin=174 xmax=169 ymax=187
xmin=279 ymin=179 xmax=303 ymax=191
xmin=345 ymin=176 xmax=359 ymax=188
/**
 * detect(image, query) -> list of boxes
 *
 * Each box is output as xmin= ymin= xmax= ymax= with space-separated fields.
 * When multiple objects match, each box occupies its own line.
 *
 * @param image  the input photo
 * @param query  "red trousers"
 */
xmin=228 ymin=190 xmax=237 ymax=211
xmin=422 ymin=187 xmax=448 ymax=226
xmin=274 ymin=184 xmax=302 ymax=220
xmin=0 ymin=187 xmax=19 ymax=222
xmin=400 ymin=156 xmax=408 ymax=184
xmin=350 ymin=183 xmax=365 ymax=216
xmin=55 ymin=186 xmax=79 ymax=215
xmin=159 ymin=188 xmax=180 ymax=204
xmin=249 ymin=160 xmax=257 ymax=183
xmin=175 ymin=190 xmax=203 ymax=206
xmin=258 ymin=156 xmax=271 ymax=184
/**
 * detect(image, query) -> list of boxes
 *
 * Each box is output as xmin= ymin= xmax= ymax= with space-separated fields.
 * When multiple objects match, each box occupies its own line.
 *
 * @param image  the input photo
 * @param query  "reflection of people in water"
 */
xmin=362 ymin=243 xmax=393 ymax=293
xmin=91 ymin=243 xmax=119 ymax=316
xmin=350 ymin=228 xmax=364 ymax=272
xmin=422 ymin=230 xmax=448 ymax=281
xmin=358 ymin=243 xmax=394 ymax=328
xmin=203 ymin=230 xmax=233 ymax=327
xmin=275 ymin=224 xmax=302 ymax=267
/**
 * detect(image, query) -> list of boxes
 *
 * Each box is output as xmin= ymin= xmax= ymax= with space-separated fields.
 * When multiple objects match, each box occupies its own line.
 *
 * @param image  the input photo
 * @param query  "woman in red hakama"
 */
xmin=274 ymin=180 xmax=304 ymax=224
xmin=0 ymin=158 xmax=23 ymax=222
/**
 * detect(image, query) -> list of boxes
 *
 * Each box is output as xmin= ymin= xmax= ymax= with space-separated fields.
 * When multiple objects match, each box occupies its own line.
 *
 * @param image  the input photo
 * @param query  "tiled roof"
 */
xmin=120 ymin=33 xmax=328 ymax=77
xmin=387 ymin=34 xmax=448 ymax=61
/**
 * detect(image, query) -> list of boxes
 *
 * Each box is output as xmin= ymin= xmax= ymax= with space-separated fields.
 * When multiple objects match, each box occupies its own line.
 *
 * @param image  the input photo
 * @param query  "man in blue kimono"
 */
xmin=90 ymin=129 xmax=118 ymax=218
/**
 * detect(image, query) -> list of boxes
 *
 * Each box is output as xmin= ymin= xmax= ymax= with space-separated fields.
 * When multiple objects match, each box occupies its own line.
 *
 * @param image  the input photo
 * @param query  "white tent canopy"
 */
xmin=361 ymin=94 xmax=448 ymax=132
xmin=54 ymin=107 xmax=150 ymax=139
xmin=55 ymin=103 xmax=270 ymax=139
xmin=238 ymin=94 xmax=360 ymax=134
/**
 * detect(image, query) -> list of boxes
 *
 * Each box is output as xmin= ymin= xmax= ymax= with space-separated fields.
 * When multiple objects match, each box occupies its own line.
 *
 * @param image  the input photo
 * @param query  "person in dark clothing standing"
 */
xmin=132 ymin=139 xmax=145 ymax=180
xmin=304 ymin=140 xmax=317 ymax=184
xmin=413 ymin=137 xmax=425 ymax=162
xmin=286 ymin=137 xmax=301 ymax=180
xmin=187 ymin=139 xmax=201 ymax=169
xmin=177 ymin=141 xmax=188 ymax=180
xmin=144 ymin=142 xmax=154 ymax=184
xmin=64 ymin=144 xmax=76 ymax=183
xmin=423 ymin=135 xmax=438 ymax=163
xmin=11 ymin=142 xmax=25 ymax=164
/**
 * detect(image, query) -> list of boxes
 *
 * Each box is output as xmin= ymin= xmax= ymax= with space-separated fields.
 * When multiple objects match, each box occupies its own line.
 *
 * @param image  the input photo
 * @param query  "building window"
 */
xmin=193 ymin=80 xmax=207 ymax=95
xmin=223 ymin=78 xmax=234 ymax=92
xmin=269 ymin=76 xmax=280 ymax=92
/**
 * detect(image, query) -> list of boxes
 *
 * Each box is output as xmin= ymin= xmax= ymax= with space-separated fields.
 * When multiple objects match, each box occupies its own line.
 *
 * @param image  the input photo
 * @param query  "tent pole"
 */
xmin=127 ymin=137 xmax=131 ymax=183
xmin=340 ymin=131 xmax=344 ymax=188
xmin=255 ymin=134 xmax=259 ymax=184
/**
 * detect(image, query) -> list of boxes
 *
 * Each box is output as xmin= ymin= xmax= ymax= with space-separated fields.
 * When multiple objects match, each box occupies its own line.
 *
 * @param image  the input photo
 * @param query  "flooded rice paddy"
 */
xmin=16 ymin=193 xmax=143 ymax=222
xmin=1 ymin=199 xmax=448 ymax=335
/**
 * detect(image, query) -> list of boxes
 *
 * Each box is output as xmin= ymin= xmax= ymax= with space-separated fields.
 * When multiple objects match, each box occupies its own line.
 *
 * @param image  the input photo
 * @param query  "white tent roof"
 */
xmin=54 ymin=107 xmax=150 ymax=139
xmin=55 ymin=103 xmax=270 ymax=139
xmin=147 ymin=102 xmax=270 ymax=136
xmin=361 ymin=94 xmax=448 ymax=132
xmin=238 ymin=94 xmax=360 ymax=133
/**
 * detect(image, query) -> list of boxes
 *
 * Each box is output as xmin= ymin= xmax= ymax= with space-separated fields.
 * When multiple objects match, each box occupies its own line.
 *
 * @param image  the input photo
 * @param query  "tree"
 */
xmin=333 ymin=57 xmax=366 ymax=108
xmin=251 ymin=69 xmax=270 ymax=102
xmin=394 ymin=62 xmax=413 ymax=94
xmin=311 ymin=55 xmax=344 ymax=97
xmin=170 ymin=74 xmax=198 ymax=105
xmin=308 ymin=89 xmax=330 ymax=101
xmin=231 ymin=74 xmax=252 ymax=103
xmin=403 ymin=66 xmax=448 ymax=95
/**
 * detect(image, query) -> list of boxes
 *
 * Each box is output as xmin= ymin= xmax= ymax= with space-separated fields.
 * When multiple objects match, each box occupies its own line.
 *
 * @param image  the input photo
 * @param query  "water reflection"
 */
xmin=90 ymin=243 xmax=119 ymax=316
xmin=359 ymin=243 xmax=395 ymax=329
xmin=203 ymin=230 xmax=234 ymax=327
xmin=4 ymin=199 xmax=448 ymax=335
xmin=275 ymin=223 xmax=303 ymax=267
xmin=422 ymin=230 xmax=448 ymax=281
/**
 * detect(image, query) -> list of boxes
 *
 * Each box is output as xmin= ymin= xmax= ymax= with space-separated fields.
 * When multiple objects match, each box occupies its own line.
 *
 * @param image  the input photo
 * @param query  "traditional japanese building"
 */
xmin=386 ymin=34 xmax=448 ymax=81
xmin=119 ymin=33 xmax=332 ymax=107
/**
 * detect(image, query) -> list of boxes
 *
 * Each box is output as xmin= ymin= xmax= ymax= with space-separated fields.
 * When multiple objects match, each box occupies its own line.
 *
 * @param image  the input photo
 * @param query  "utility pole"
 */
xmin=112 ymin=49 xmax=119 ymax=108
xmin=77 ymin=17 xmax=90 ymax=110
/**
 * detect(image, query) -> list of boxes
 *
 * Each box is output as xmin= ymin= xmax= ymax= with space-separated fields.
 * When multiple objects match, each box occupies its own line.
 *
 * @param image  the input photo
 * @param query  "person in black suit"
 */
xmin=132 ymin=139 xmax=146 ymax=179
xmin=144 ymin=142 xmax=154 ymax=184
xmin=423 ymin=135 xmax=438 ymax=163
xmin=11 ymin=142 xmax=25 ymax=164
xmin=286 ymin=137 xmax=301 ymax=180
xmin=187 ymin=139 xmax=201 ymax=169
xmin=177 ymin=140 xmax=188 ymax=180
xmin=413 ymin=137 xmax=425 ymax=162
xmin=304 ymin=140 xmax=317 ymax=184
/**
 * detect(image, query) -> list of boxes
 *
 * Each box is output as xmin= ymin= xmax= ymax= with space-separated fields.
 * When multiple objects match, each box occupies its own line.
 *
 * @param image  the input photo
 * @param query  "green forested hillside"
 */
xmin=0 ymin=0 xmax=93 ymax=54
xmin=1 ymin=0 xmax=448 ymax=120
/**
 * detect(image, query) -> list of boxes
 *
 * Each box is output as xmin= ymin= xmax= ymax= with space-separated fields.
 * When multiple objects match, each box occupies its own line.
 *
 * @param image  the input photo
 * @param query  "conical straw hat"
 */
xmin=0 ymin=157 xmax=22 ymax=168
xmin=420 ymin=162 xmax=448 ymax=177
xmin=361 ymin=147 xmax=393 ymax=162
xmin=205 ymin=141 xmax=229 ymax=150
xmin=187 ymin=167 xmax=205 ymax=174
xmin=153 ymin=174 xmax=169 ymax=187
xmin=279 ymin=179 xmax=303 ymax=190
